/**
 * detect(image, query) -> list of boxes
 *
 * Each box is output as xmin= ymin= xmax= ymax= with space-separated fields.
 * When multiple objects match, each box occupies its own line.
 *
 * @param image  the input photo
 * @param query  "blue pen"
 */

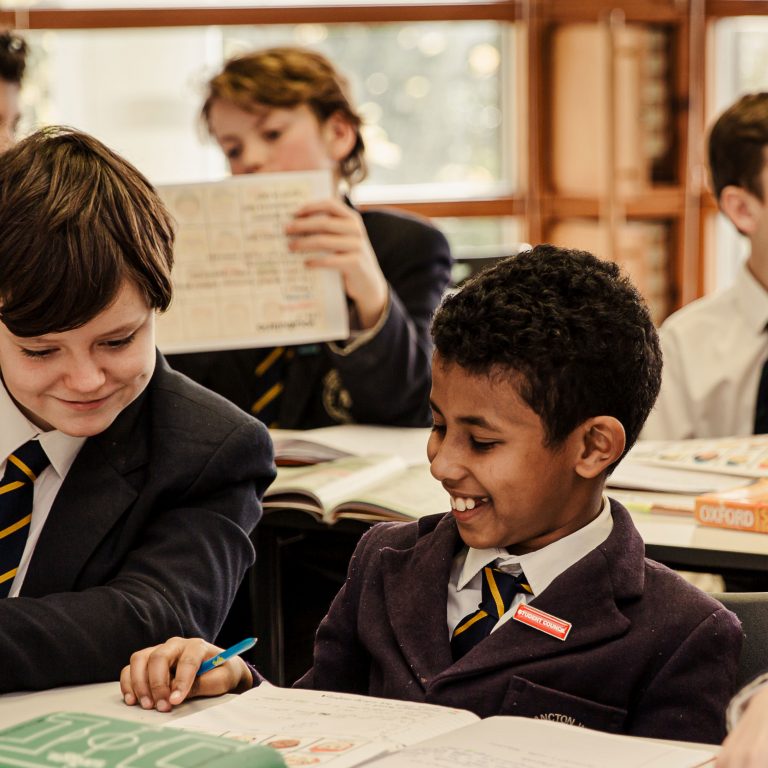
xmin=196 ymin=637 xmax=257 ymax=676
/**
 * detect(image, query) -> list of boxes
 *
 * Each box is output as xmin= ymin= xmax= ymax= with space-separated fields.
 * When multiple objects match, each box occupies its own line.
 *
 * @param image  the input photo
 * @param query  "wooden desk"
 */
xmin=246 ymin=506 xmax=768 ymax=685
xmin=0 ymin=681 xmax=719 ymax=765
xmin=632 ymin=511 xmax=768 ymax=573
xmin=0 ymin=681 xmax=236 ymax=729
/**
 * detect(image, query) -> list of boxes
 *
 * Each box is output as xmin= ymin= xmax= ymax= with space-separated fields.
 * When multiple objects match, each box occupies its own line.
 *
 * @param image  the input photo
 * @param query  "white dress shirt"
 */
xmin=0 ymin=381 xmax=85 ymax=596
xmin=447 ymin=496 xmax=614 ymax=638
xmin=642 ymin=263 xmax=768 ymax=440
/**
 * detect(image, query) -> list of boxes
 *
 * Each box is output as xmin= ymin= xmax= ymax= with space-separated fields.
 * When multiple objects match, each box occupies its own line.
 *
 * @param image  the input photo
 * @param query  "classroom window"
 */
xmin=19 ymin=21 xmax=511 ymax=197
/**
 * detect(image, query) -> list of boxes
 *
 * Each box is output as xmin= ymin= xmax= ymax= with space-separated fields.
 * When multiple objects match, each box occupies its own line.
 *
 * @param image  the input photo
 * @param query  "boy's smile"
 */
xmin=427 ymin=354 xmax=601 ymax=554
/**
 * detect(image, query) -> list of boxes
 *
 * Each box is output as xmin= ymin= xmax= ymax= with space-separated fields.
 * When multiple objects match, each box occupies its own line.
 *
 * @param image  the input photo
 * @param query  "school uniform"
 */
xmin=167 ymin=207 xmax=452 ymax=428
xmin=0 ymin=351 xmax=275 ymax=693
xmin=297 ymin=500 xmax=742 ymax=744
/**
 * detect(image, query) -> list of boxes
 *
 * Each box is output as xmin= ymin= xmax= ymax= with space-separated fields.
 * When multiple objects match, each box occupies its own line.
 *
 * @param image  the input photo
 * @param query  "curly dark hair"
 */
xmin=431 ymin=244 xmax=662 ymax=470
xmin=709 ymin=92 xmax=768 ymax=201
xmin=0 ymin=31 xmax=27 ymax=84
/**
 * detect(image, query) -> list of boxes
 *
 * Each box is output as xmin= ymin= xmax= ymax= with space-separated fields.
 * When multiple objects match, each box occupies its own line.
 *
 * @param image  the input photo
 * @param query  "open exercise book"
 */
xmin=607 ymin=436 xmax=762 ymax=517
xmin=155 ymin=169 xmax=348 ymax=354
xmin=169 ymin=685 xmax=716 ymax=768
xmin=265 ymin=426 xmax=447 ymax=523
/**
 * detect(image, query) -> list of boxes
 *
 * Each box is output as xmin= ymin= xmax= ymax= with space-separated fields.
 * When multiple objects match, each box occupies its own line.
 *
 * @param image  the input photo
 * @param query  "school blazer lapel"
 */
xmin=440 ymin=502 xmax=645 ymax=681
xmin=20 ymin=391 xmax=149 ymax=597
xmin=379 ymin=514 xmax=463 ymax=686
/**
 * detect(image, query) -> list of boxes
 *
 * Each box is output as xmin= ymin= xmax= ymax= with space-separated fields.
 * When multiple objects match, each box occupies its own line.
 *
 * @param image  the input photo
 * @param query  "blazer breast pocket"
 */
xmin=501 ymin=676 xmax=628 ymax=733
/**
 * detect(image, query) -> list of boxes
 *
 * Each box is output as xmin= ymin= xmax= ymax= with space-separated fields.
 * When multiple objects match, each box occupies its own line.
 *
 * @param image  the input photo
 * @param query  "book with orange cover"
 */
xmin=694 ymin=479 xmax=768 ymax=534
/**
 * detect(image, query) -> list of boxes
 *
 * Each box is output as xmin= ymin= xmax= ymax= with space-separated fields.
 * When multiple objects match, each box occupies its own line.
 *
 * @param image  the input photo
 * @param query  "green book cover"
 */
xmin=0 ymin=711 xmax=286 ymax=768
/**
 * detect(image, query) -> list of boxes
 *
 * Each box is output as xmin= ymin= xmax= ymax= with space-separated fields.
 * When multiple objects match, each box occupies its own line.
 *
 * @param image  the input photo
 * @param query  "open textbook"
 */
xmin=155 ymin=170 xmax=348 ymax=353
xmin=169 ymin=685 xmax=716 ymax=768
xmin=264 ymin=425 xmax=443 ymax=523
xmin=265 ymin=456 xmax=448 ymax=523
xmin=270 ymin=425 xmax=431 ymax=467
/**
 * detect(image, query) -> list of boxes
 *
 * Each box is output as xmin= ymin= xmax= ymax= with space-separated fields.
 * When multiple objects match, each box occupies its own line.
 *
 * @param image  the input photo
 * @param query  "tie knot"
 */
xmin=481 ymin=566 xmax=532 ymax=619
xmin=7 ymin=440 xmax=50 ymax=482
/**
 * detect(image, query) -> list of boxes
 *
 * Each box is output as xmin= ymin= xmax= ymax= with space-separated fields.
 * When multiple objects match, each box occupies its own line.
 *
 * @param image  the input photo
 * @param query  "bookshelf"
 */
xmin=525 ymin=1 xmax=700 ymax=324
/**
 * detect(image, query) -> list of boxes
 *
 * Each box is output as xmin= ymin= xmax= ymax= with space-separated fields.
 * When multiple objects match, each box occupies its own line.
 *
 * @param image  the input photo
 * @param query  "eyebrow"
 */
xmin=21 ymin=320 xmax=144 ymax=344
xmin=430 ymin=401 xmax=497 ymax=430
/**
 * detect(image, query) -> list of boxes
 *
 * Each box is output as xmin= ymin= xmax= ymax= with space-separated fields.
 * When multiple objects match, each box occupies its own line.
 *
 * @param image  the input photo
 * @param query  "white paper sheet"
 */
xmin=156 ymin=170 xmax=348 ymax=353
xmin=168 ymin=685 xmax=479 ymax=768
xmin=369 ymin=716 xmax=716 ymax=768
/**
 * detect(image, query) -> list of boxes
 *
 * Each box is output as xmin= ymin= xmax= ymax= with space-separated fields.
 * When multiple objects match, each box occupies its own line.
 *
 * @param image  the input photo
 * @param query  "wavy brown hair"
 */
xmin=202 ymin=46 xmax=366 ymax=185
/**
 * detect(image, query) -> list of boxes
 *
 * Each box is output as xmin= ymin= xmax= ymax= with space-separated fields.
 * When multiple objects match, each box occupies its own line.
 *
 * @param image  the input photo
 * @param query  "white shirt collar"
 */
xmin=735 ymin=263 xmax=768 ymax=334
xmin=456 ymin=496 xmax=614 ymax=597
xmin=0 ymin=379 xmax=86 ymax=478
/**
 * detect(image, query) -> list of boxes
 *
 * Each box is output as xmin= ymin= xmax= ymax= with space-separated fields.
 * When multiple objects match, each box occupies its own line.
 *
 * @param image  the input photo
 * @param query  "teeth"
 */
xmin=449 ymin=496 xmax=487 ymax=512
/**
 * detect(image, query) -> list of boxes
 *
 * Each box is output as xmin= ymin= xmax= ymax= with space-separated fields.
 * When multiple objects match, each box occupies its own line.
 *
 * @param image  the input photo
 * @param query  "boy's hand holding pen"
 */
xmin=120 ymin=637 xmax=257 ymax=712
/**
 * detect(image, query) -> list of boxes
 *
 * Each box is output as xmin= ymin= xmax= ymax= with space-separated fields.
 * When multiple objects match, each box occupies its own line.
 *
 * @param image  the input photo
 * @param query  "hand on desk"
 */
xmin=717 ymin=685 xmax=768 ymax=767
xmin=119 ymin=637 xmax=250 ymax=713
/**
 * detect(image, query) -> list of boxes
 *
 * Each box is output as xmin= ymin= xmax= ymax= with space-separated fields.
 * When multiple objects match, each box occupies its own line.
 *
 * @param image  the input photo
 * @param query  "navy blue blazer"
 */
xmin=297 ymin=500 xmax=742 ymax=744
xmin=0 ymin=352 xmax=275 ymax=693
xmin=167 ymin=207 xmax=452 ymax=428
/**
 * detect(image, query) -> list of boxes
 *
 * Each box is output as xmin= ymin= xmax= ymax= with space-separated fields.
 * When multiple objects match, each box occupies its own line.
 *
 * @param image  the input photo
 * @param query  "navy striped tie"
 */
xmin=251 ymin=346 xmax=294 ymax=428
xmin=451 ymin=566 xmax=532 ymax=660
xmin=0 ymin=440 xmax=49 ymax=597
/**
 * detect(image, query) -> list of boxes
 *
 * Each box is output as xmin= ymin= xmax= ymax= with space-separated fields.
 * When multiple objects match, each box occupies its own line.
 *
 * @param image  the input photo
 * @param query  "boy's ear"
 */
xmin=574 ymin=416 xmax=626 ymax=480
xmin=719 ymin=185 xmax=763 ymax=236
xmin=322 ymin=111 xmax=357 ymax=164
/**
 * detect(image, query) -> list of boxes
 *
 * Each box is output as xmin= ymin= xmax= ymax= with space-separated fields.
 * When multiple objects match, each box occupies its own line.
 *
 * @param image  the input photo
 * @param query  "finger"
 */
xmin=289 ymin=235 xmax=361 ymax=256
xmin=119 ymin=663 xmax=140 ymax=706
xmin=292 ymin=198 xmax=352 ymax=219
xmin=161 ymin=638 xmax=217 ymax=710
xmin=126 ymin=644 xmax=164 ymax=708
xmin=286 ymin=214 xmax=357 ymax=238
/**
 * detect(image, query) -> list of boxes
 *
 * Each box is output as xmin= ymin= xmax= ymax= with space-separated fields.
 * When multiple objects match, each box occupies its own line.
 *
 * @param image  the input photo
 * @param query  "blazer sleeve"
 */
xmin=328 ymin=217 xmax=452 ymax=427
xmin=627 ymin=606 xmax=743 ymax=743
xmin=292 ymin=523 xmax=391 ymax=692
xmin=0 ymin=418 xmax=274 ymax=693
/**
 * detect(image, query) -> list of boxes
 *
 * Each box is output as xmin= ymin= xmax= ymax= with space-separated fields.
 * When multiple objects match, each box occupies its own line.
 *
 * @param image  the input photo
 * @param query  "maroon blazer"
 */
xmin=296 ymin=500 xmax=742 ymax=744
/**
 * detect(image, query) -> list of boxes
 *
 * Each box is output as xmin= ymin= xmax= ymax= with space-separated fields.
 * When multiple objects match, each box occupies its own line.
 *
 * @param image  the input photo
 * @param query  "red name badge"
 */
xmin=513 ymin=603 xmax=572 ymax=641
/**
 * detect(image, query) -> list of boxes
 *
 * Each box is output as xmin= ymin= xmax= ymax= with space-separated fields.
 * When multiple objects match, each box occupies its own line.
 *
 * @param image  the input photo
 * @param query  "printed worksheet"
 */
xmin=369 ymin=716 xmax=715 ymax=768
xmin=169 ymin=685 xmax=479 ymax=768
xmin=156 ymin=170 xmax=348 ymax=353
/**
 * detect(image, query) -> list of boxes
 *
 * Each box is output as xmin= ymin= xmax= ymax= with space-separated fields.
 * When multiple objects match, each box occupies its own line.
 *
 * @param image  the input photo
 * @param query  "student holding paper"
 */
xmin=0 ymin=126 xmax=275 ymax=693
xmin=167 ymin=47 xmax=452 ymax=429
xmin=122 ymin=245 xmax=740 ymax=744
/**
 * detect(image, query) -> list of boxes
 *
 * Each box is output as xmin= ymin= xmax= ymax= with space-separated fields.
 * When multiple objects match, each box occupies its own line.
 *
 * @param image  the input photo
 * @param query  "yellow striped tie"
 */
xmin=251 ymin=346 xmax=293 ymax=427
xmin=0 ymin=440 xmax=49 ymax=597
xmin=451 ymin=566 xmax=532 ymax=660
